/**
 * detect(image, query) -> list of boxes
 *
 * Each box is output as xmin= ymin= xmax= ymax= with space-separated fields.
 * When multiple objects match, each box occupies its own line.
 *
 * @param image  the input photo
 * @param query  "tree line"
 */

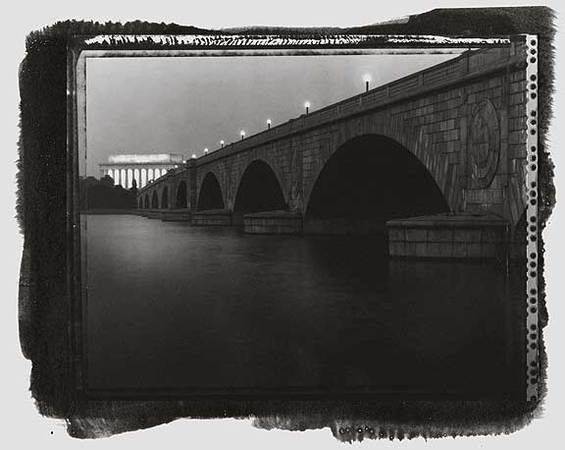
xmin=79 ymin=176 xmax=138 ymax=210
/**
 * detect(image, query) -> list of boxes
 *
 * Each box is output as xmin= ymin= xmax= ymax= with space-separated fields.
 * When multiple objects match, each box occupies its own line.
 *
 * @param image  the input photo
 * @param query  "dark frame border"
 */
xmin=18 ymin=7 xmax=555 ymax=438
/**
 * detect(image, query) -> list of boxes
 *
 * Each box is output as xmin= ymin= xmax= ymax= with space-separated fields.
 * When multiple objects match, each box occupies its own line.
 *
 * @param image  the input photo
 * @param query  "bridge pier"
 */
xmin=191 ymin=209 xmax=232 ymax=226
xmin=303 ymin=218 xmax=386 ymax=235
xmin=145 ymin=209 xmax=164 ymax=219
xmin=161 ymin=209 xmax=191 ymax=222
xmin=243 ymin=210 xmax=303 ymax=234
xmin=386 ymin=214 xmax=510 ymax=260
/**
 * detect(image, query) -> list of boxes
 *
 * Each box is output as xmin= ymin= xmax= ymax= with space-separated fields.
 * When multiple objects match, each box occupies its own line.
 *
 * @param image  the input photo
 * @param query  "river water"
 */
xmin=83 ymin=214 xmax=524 ymax=398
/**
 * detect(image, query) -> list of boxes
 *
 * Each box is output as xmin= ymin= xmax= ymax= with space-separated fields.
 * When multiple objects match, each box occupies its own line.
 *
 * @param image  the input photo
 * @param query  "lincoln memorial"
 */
xmin=99 ymin=153 xmax=185 ymax=188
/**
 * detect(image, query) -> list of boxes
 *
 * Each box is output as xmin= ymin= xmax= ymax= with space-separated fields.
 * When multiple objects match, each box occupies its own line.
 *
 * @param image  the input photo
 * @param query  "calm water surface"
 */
xmin=84 ymin=214 xmax=524 ymax=397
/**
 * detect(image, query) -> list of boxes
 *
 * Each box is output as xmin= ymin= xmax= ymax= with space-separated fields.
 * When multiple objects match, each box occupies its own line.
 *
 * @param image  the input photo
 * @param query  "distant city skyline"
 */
xmin=85 ymin=51 xmax=463 ymax=177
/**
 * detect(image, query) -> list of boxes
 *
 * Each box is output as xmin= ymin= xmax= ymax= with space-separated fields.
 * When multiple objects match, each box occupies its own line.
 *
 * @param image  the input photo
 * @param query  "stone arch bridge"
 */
xmin=137 ymin=38 xmax=533 ymax=259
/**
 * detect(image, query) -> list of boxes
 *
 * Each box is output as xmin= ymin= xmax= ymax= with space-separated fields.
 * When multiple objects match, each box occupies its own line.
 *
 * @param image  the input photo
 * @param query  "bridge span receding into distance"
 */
xmin=135 ymin=36 xmax=533 ymax=260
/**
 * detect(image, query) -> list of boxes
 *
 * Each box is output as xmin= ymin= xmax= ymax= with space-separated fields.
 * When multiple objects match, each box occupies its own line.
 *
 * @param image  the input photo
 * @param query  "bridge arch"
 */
xmin=151 ymin=191 xmax=159 ymax=209
xmin=304 ymin=134 xmax=449 ymax=233
xmin=176 ymin=180 xmax=188 ymax=208
xmin=197 ymin=171 xmax=224 ymax=211
xmin=161 ymin=186 xmax=169 ymax=209
xmin=233 ymin=159 xmax=287 ymax=217
xmin=310 ymin=112 xmax=461 ymax=213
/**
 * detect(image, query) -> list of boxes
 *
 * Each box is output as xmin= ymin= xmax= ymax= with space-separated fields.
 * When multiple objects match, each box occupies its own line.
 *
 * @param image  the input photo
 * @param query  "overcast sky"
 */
xmin=85 ymin=51 xmax=462 ymax=177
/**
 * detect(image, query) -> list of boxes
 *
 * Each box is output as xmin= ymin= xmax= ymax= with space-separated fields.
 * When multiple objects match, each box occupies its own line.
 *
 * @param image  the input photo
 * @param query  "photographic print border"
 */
xmin=18 ymin=8 xmax=555 ymax=438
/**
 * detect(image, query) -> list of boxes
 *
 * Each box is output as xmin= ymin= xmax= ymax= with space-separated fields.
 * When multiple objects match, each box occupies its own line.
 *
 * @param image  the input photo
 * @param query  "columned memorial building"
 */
xmin=99 ymin=154 xmax=185 ymax=189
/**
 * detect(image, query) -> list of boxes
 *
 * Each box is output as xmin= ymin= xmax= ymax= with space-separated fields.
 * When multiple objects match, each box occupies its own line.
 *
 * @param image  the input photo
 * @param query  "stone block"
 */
xmin=452 ymin=242 xmax=468 ymax=258
xmin=405 ymin=228 xmax=427 ymax=242
xmin=405 ymin=241 xmax=417 ymax=256
xmin=510 ymin=70 xmax=526 ymax=82
xmin=425 ymin=242 xmax=444 ymax=258
xmin=414 ymin=242 xmax=429 ymax=257
xmin=510 ymin=92 xmax=526 ymax=105
xmin=490 ymin=86 xmax=503 ymax=99
xmin=428 ymin=228 xmax=454 ymax=242
xmin=435 ymin=142 xmax=448 ymax=153
xmin=438 ymin=109 xmax=450 ymax=121
xmin=438 ymin=242 xmax=454 ymax=258
xmin=508 ymin=130 xmax=527 ymax=145
xmin=488 ymin=77 xmax=501 ymax=88
xmin=509 ymin=116 xmax=526 ymax=132
xmin=440 ymin=119 xmax=456 ymax=131
xmin=446 ymin=151 xmax=460 ymax=164
xmin=447 ymin=108 xmax=459 ymax=119
xmin=454 ymin=229 xmax=483 ymax=243
xmin=510 ymin=80 xmax=526 ymax=94
xmin=481 ymin=228 xmax=504 ymax=243
xmin=466 ymin=243 xmax=483 ymax=258
xmin=489 ymin=242 xmax=505 ymax=258
xmin=437 ymin=100 xmax=452 ymax=113
xmin=389 ymin=242 xmax=405 ymax=257
xmin=146 ymin=211 xmax=164 ymax=219
xmin=444 ymin=129 xmax=459 ymax=142
xmin=387 ymin=227 xmax=405 ymax=241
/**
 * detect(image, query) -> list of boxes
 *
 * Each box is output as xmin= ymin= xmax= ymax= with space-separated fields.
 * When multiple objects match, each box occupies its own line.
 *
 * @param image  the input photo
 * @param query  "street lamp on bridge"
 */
xmin=220 ymin=140 xmax=225 ymax=148
xmin=240 ymin=130 xmax=246 ymax=140
xmin=363 ymin=74 xmax=372 ymax=92
xmin=204 ymin=148 xmax=209 ymax=154
xmin=304 ymin=101 xmax=310 ymax=115
xmin=267 ymin=118 xmax=272 ymax=129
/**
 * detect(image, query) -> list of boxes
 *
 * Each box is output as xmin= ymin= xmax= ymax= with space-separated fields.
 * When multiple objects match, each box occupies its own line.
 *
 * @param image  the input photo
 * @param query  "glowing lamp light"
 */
xmin=363 ymin=73 xmax=372 ymax=92
xmin=304 ymin=101 xmax=310 ymax=115
xmin=204 ymin=148 xmax=209 ymax=154
xmin=191 ymin=153 xmax=197 ymax=159
xmin=220 ymin=140 xmax=225 ymax=148
xmin=267 ymin=118 xmax=272 ymax=129
xmin=240 ymin=130 xmax=246 ymax=140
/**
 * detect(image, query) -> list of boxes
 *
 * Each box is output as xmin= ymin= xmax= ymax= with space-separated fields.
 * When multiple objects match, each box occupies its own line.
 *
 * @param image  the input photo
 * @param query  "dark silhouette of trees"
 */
xmin=100 ymin=175 xmax=115 ymax=187
xmin=79 ymin=176 xmax=138 ymax=210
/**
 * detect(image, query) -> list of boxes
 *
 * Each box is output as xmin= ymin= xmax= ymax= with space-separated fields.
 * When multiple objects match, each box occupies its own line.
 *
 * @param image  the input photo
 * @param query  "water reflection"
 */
xmin=84 ymin=214 xmax=524 ymax=397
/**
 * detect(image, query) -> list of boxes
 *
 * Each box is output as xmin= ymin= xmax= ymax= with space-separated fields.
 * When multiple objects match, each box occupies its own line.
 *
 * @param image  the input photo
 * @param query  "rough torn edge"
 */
xmin=16 ymin=9 xmax=556 ymax=440
xmin=82 ymin=34 xmax=510 ymax=47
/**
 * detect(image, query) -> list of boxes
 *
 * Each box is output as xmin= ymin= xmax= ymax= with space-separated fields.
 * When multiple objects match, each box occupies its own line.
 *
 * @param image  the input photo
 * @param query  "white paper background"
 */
xmin=2 ymin=1 xmax=563 ymax=447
